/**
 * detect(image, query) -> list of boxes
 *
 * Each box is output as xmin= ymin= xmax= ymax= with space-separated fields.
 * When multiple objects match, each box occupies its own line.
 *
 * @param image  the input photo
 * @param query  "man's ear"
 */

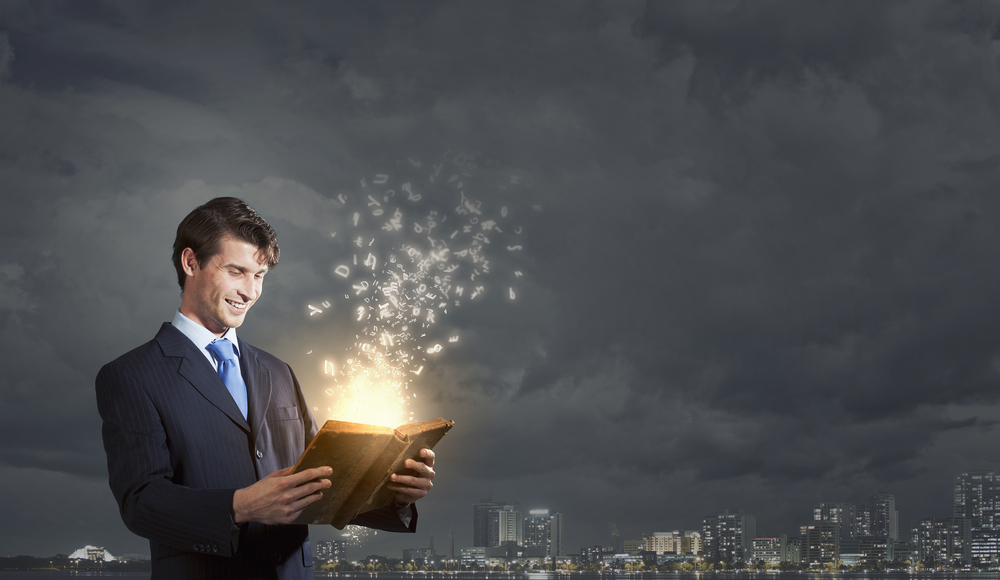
xmin=180 ymin=247 xmax=199 ymax=277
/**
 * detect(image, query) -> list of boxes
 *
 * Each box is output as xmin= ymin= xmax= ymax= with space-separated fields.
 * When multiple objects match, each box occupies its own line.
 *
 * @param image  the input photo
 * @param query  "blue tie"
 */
xmin=207 ymin=338 xmax=248 ymax=420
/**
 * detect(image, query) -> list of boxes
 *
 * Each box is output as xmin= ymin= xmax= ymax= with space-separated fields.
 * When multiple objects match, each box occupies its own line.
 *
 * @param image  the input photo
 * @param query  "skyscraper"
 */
xmin=814 ymin=502 xmax=858 ymax=541
xmin=551 ymin=512 xmax=564 ymax=557
xmin=473 ymin=501 xmax=503 ymax=547
xmin=954 ymin=470 xmax=1000 ymax=529
xmin=524 ymin=510 xmax=551 ymax=553
xmin=954 ymin=470 xmax=1000 ymax=565
xmin=800 ymin=523 xmax=840 ymax=566
xmin=703 ymin=510 xmax=756 ymax=563
xmin=912 ymin=517 xmax=971 ymax=564
xmin=862 ymin=493 xmax=899 ymax=540
xmin=472 ymin=500 xmax=522 ymax=547
xmin=522 ymin=509 xmax=564 ymax=557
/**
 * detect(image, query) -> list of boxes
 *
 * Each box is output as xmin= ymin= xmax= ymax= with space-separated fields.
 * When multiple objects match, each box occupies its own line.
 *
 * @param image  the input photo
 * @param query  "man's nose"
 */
xmin=237 ymin=277 xmax=257 ymax=301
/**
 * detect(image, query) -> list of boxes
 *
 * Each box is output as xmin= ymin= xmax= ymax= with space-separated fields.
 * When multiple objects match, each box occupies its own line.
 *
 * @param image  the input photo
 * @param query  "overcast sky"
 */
xmin=2 ymin=0 xmax=1000 ymax=562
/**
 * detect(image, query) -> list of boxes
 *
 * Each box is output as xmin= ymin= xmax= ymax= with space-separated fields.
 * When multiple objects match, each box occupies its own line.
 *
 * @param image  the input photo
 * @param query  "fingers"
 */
xmin=286 ymin=486 xmax=326 ymax=516
xmin=384 ymin=450 xmax=437 ymax=504
xmin=265 ymin=475 xmax=332 ymax=523
xmin=403 ymin=457 xmax=436 ymax=479
xmin=284 ymin=466 xmax=333 ymax=486
xmin=419 ymin=448 xmax=435 ymax=468
xmin=236 ymin=466 xmax=334 ymax=525
xmin=387 ymin=457 xmax=435 ymax=500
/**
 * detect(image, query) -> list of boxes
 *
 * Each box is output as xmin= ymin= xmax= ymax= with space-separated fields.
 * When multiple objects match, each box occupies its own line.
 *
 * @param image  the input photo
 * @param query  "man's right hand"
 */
xmin=232 ymin=466 xmax=332 ymax=525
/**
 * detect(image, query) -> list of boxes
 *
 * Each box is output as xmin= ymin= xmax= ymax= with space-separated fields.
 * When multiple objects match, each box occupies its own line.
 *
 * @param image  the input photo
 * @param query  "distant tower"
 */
xmin=702 ymin=509 xmax=756 ymax=563
xmin=954 ymin=470 xmax=1000 ymax=529
xmin=814 ymin=502 xmax=857 ymax=541
xmin=609 ymin=522 xmax=621 ymax=553
xmin=473 ymin=500 xmax=503 ymax=547
xmin=524 ymin=510 xmax=552 ymax=553
xmin=863 ymin=493 xmax=899 ymax=540
xmin=449 ymin=525 xmax=455 ymax=559
xmin=551 ymin=512 xmax=564 ymax=557
xmin=472 ymin=500 xmax=522 ymax=547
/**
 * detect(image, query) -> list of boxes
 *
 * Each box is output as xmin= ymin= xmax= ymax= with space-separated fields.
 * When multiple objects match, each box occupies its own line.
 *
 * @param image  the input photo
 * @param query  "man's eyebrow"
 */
xmin=221 ymin=263 xmax=268 ymax=274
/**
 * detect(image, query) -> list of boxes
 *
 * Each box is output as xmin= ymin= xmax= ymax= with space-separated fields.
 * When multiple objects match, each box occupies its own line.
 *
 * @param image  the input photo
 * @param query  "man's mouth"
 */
xmin=226 ymin=298 xmax=248 ymax=311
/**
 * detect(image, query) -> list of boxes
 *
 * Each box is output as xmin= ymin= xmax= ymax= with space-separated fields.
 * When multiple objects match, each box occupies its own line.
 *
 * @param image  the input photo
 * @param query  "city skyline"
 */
xmin=2 ymin=0 xmax=1000 ymax=561
xmin=4 ymin=468 xmax=994 ymax=565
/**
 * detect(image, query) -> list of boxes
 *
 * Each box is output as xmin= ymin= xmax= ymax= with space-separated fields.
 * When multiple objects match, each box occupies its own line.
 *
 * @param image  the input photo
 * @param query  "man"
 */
xmin=97 ymin=197 xmax=435 ymax=579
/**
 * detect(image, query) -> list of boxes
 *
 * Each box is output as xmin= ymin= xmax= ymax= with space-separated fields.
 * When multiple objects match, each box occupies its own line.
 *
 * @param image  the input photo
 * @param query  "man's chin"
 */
xmin=219 ymin=312 xmax=247 ymax=329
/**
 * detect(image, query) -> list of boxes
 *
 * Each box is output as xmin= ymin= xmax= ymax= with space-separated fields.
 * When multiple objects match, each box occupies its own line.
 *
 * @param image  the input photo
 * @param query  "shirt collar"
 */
xmin=171 ymin=310 xmax=241 ymax=359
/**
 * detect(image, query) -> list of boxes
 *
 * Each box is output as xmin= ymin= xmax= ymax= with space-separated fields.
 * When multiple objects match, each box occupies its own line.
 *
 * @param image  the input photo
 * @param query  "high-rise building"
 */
xmin=862 ymin=493 xmax=899 ymax=540
xmin=857 ymin=535 xmax=891 ymax=565
xmin=800 ymin=523 xmax=840 ymax=566
xmin=498 ymin=507 xmax=523 ymax=546
xmin=955 ymin=470 xmax=1000 ymax=529
xmin=703 ymin=510 xmax=756 ymax=563
xmin=814 ymin=502 xmax=858 ymax=541
xmin=473 ymin=501 xmax=503 ymax=547
xmin=524 ymin=510 xmax=551 ymax=552
xmin=522 ymin=509 xmax=563 ymax=557
xmin=473 ymin=501 xmax=522 ymax=547
xmin=970 ymin=528 xmax=1000 ymax=566
xmin=751 ymin=535 xmax=787 ymax=564
xmin=551 ymin=512 xmax=564 ymax=557
xmin=912 ymin=517 xmax=971 ymax=564
xmin=785 ymin=537 xmax=801 ymax=564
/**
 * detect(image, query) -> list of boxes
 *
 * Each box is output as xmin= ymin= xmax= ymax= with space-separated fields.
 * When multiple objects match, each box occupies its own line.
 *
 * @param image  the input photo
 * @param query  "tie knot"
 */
xmin=208 ymin=338 xmax=238 ymax=363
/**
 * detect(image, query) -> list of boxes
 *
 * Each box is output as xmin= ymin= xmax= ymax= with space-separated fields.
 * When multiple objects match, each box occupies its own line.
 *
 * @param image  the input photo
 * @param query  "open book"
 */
xmin=289 ymin=417 xmax=454 ymax=528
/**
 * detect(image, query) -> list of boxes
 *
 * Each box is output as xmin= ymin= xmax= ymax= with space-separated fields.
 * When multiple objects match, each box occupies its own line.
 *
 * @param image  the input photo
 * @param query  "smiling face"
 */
xmin=178 ymin=235 xmax=268 ymax=337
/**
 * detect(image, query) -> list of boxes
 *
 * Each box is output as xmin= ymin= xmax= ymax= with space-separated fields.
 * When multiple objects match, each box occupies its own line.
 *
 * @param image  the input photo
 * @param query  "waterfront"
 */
xmin=2 ymin=572 xmax=1000 ymax=580
xmin=317 ymin=573 xmax=1000 ymax=580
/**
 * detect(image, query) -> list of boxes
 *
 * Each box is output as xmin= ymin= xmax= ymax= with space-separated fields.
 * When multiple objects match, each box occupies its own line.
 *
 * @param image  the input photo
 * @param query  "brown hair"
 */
xmin=172 ymin=197 xmax=280 ymax=289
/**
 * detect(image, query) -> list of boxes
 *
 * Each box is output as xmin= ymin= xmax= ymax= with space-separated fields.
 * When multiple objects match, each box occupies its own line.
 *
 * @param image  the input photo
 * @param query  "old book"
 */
xmin=289 ymin=416 xmax=454 ymax=528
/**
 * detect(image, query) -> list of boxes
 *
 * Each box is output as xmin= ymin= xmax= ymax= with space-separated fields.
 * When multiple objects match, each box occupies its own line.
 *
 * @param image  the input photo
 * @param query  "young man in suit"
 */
xmin=96 ymin=197 xmax=436 ymax=579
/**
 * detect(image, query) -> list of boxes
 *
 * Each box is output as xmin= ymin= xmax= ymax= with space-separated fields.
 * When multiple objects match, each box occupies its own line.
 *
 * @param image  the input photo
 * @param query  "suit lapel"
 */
xmin=241 ymin=340 xmax=272 ymax=441
xmin=155 ymin=323 xmax=251 ymax=434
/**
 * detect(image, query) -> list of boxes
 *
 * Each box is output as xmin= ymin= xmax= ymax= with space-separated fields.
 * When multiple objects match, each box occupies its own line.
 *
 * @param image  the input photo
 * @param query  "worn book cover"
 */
xmin=289 ymin=417 xmax=454 ymax=528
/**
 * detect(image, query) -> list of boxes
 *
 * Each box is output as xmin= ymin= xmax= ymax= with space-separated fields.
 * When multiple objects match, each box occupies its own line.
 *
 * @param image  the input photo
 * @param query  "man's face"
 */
xmin=179 ymin=235 xmax=268 ymax=336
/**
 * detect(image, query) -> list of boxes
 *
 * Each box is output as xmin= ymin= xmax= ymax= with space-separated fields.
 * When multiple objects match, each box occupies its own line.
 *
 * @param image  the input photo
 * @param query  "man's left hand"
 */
xmin=386 ymin=448 xmax=435 ymax=505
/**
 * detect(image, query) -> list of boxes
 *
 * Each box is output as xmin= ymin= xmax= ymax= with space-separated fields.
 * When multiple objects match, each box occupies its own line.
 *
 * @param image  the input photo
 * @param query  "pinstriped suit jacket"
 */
xmin=97 ymin=323 xmax=415 ymax=580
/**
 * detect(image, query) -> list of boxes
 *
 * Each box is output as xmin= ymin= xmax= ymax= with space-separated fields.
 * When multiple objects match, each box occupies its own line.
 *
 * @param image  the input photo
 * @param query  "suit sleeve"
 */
xmin=96 ymin=360 xmax=240 ymax=557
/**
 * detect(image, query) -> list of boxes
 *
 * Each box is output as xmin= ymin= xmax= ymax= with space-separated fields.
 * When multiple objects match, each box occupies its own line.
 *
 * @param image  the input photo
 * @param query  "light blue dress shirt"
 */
xmin=171 ymin=310 xmax=242 ymax=376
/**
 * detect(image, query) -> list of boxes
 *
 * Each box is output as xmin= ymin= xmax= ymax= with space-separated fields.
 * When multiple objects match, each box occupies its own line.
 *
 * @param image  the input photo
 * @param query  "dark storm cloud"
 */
xmin=0 ymin=0 xmax=998 ymax=559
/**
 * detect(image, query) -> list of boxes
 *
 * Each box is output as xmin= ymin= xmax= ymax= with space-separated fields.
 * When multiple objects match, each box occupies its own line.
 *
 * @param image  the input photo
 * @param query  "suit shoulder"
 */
xmin=98 ymin=323 xmax=183 ymax=381
xmin=100 ymin=337 xmax=165 ymax=374
xmin=242 ymin=342 xmax=292 ymax=372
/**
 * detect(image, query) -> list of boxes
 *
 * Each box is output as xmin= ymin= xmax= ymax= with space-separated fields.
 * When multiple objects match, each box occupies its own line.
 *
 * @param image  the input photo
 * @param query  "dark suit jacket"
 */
xmin=96 ymin=323 xmax=415 ymax=580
